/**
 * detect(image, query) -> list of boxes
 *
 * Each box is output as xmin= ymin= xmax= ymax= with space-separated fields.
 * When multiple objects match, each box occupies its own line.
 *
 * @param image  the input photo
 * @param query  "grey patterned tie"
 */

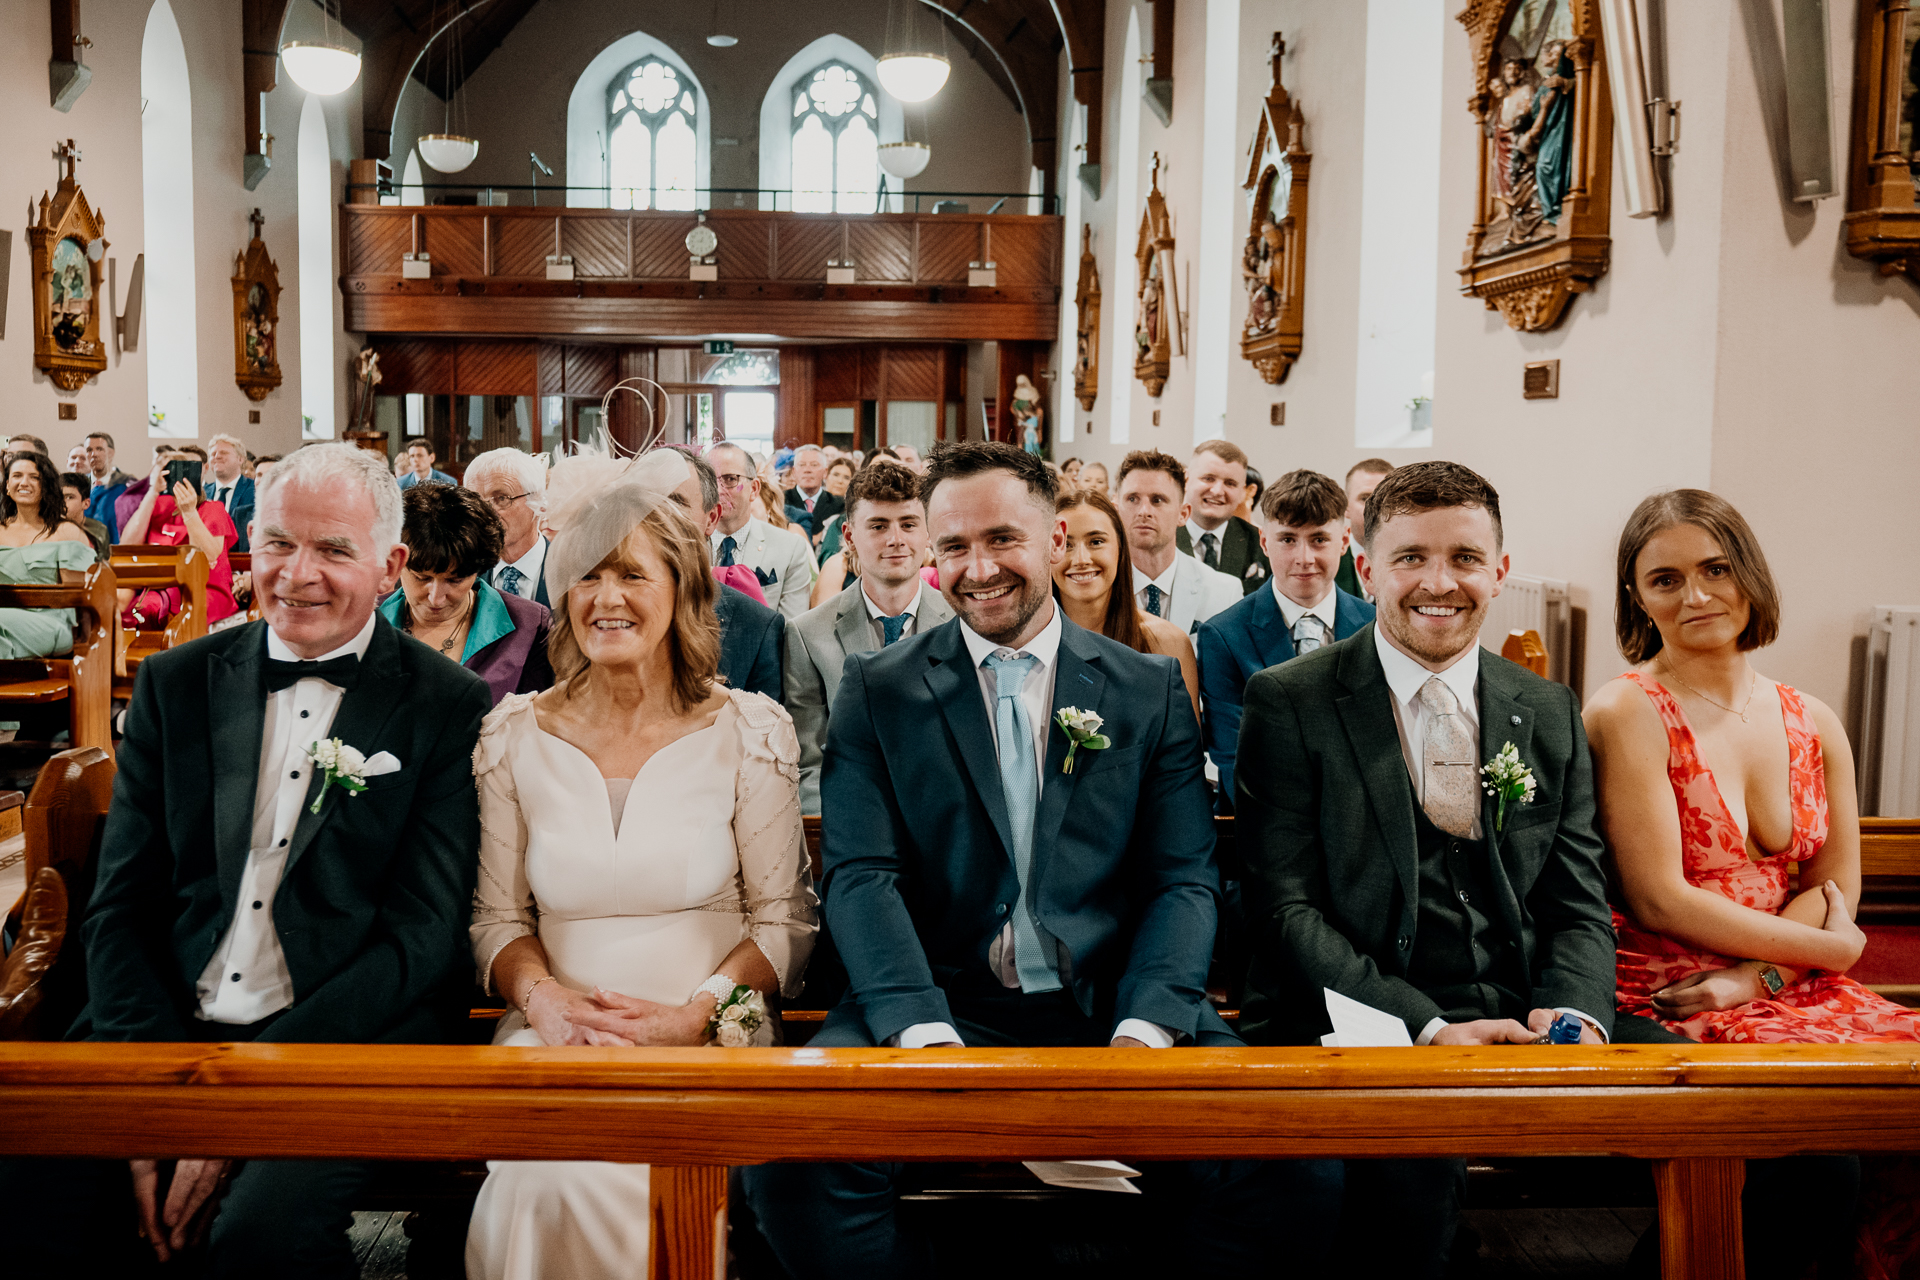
xmin=1199 ymin=532 xmax=1219 ymax=568
xmin=1291 ymin=615 xmax=1325 ymax=655
xmin=1418 ymin=676 xmax=1477 ymax=838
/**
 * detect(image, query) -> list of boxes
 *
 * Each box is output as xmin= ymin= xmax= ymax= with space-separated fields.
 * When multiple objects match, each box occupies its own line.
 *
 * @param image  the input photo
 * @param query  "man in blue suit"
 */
xmin=743 ymin=442 xmax=1337 ymax=1278
xmin=1198 ymin=469 xmax=1373 ymax=813
xmin=660 ymin=448 xmax=784 ymax=701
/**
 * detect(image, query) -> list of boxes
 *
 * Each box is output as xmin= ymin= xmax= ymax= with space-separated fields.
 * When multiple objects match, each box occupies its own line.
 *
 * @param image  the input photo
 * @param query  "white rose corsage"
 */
xmin=306 ymin=738 xmax=368 ymax=814
xmin=703 ymin=982 xmax=767 ymax=1048
xmin=1054 ymin=707 xmax=1111 ymax=774
xmin=1480 ymin=741 xmax=1538 ymax=833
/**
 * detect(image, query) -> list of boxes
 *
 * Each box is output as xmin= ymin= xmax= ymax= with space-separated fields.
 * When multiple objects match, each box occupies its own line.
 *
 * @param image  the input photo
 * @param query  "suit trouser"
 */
xmin=741 ymin=980 xmax=1345 ymax=1280
xmin=0 ymin=1012 xmax=374 ymax=1279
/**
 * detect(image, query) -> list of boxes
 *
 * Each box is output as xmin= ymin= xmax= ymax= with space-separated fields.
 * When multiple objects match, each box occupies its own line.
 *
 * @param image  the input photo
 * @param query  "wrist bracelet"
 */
xmin=691 ymin=973 xmax=739 ymax=1006
xmin=522 ymin=974 xmax=558 ymax=1013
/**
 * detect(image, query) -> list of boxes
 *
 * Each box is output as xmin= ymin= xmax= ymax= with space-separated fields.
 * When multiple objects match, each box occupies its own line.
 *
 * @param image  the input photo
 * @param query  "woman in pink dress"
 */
xmin=1585 ymin=489 xmax=1919 ymax=1279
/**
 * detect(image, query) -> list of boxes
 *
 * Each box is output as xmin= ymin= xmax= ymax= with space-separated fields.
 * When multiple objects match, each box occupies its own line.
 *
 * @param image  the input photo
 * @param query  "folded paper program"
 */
xmin=1021 ymin=1160 xmax=1142 ymax=1194
xmin=1319 ymin=988 xmax=1412 ymax=1048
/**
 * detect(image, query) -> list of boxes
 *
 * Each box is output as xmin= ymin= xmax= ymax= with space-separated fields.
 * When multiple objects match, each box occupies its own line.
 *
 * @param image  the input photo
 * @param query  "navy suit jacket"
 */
xmin=716 ymin=583 xmax=783 ymax=702
xmin=820 ymin=613 xmax=1230 ymax=1045
xmin=1196 ymin=586 xmax=1372 ymax=812
xmin=205 ymin=475 xmax=255 ymax=552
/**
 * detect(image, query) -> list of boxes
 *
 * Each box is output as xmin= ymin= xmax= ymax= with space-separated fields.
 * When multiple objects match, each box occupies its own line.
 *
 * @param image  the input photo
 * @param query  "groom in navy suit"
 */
xmin=1197 ymin=469 xmax=1373 ymax=812
xmin=741 ymin=442 xmax=1338 ymax=1278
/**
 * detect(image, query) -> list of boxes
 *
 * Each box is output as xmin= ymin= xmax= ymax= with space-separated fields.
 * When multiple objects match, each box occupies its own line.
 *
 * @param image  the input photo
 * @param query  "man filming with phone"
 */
xmin=118 ymin=447 xmax=243 ymax=630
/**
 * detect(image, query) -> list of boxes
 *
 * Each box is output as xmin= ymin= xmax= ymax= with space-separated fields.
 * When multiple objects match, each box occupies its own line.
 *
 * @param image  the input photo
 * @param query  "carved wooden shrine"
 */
xmin=1133 ymin=154 xmax=1176 ymax=398
xmin=231 ymin=209 xmax=284 ymax=402
xmin=1241 ymin=34 xmax=1311 ymax=385
xmin=28 ymin=140 xmax=108 ymax=392
xmin=1457 ymin=0 xmax=1613 ymax=332
xmin=1843 ymin=0 xmax=1920 ymax=283
xmin=1073 ymin=224 xmax=1100 ymax=410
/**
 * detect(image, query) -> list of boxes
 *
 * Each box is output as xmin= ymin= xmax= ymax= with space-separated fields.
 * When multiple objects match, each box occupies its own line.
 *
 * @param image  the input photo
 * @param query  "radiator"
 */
xmin=1479 ymin=573 xmax=1572 ymax=687
xmin=1860 ymin=606 xmax=1920 ymax=817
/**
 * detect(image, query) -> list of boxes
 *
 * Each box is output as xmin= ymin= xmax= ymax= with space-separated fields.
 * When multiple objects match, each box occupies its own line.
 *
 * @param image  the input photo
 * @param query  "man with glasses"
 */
xmin=707 ymin=441 xmax=815 ymax=618
xmin=465 ymin=448 xmax=550 ymax=608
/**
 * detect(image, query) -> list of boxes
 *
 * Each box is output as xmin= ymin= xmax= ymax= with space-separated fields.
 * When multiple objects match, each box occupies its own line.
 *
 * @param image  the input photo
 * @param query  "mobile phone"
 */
xmin=163 ymin=459 xmax=203 ymax=494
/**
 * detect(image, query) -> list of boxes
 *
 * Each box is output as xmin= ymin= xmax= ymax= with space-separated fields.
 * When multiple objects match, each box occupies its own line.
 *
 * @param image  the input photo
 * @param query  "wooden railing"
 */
xmin=0 ymin=562 xmax=117 ymax=754
xmin=2 ymin=1042 xmax=1917 ymax=1280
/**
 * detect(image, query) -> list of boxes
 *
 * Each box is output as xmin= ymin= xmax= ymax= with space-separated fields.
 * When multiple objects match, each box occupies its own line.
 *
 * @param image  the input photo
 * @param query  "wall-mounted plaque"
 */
xmin=231 ymin=209 xmax=283 ymax=402
xmin=1458 ymin=0 xmax=1613 ymax=331
xmin=1133 ymin=153 xmax=1176 ymax=399
xmin=1241 ymin=34 xmax=1311 ymax=385
xmin=1073 ymin=224 xmax=1101 ymax=411
xmin=28 ymin=140 xmax=108 ymax=392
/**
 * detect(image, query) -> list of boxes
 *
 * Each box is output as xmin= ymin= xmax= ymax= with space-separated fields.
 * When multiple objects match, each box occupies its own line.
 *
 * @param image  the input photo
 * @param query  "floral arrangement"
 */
xmin=706 ymin=983 xmax=767 ymax=1047
xmin=306 ymin=738 xmax=371 ymax=814
xmin=1480 ymin=742 xmax=1537 ymax=833
xmin=1054 ymin=707 xmax=1111 ymax=774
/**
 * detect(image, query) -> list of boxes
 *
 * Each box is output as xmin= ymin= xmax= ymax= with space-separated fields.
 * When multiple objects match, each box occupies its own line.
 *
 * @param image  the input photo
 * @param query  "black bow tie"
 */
xmin=263 ymin=654 xmax=361 ymax=692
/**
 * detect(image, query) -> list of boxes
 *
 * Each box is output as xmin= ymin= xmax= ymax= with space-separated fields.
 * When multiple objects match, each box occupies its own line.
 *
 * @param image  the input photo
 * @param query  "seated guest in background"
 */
xmin=118 ymin=447 xmax=241 ymax=631
xmin=466 ymin=446 xmax=551 ymax=608
xmin=654 ymin=447 xmax=784 ymax=701
xmin=1115 ymin=449 xmax=1239 ymax=633
xmin=253 ymin=452 xmax=282 ymax=483
xmin=205 ymin=433 xmax=255 ymax=552
xmin=397 ymin=436 xmax=456 ymax=489
xmin=0 ymin=452 xmax=97 ymax=658
xmin=1079 ymin=459 xmax=1110 ymax=497
xmin=784 ymin=444 xmax=841 ymax=543
xmin=82 ymin=430 xmax=134 ymax=543
xmin=1059 ymin=456 xmax=1083 ymax=489
xmin=743 ymin=441 xmax=1339 ymax=1279
xmin=7 ymin=433 xmax=49 ymax=454
xmin=0 ymin=443 xmax=490 ymax=1275
xmin=59 ymin=470 xmax=110 ymax=560
xmin=1197 ymin=469 xmax=1373 ymax=812
xmin=708 ymin=441 xmax=815 ymax=618
xmin=1235 ymin=461 xmax=1640 ymax=1278
xmin=824 ymin=455 xmax=853 ymax=501
xmin=1051 ymin=486 xmax=1200 ymax=720
xmin=786 ymin=460 xmax=951 ymax=814
xmin=66 ymin=442 xmax=88 ymax=472
xmin=890 ymin=442 xmax=926 ymax=474
xmin=1588 ymin=488 xmax=1917 ymax=1276
xmin=1177 ymin=439 xmax=1270 ymax=596
xmin=378 ymin=484 xmax=552 ymax=705
xmin=466 ymin=464 xmax=815 ymax=1280
xmin=756 ymin=477 xmax=798 ymax=535
xmin=1338 ymin=458 xmax=1393 ymax=599
xmin=1237 ymin=464 xmax=1265 ymax=524
xmin=814 ymin=447 xmax=908 ymax=569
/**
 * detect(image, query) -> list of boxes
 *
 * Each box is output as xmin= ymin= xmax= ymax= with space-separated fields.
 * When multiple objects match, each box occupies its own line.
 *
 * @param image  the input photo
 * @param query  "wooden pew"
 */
xmin=0 ymin=748 xmax=114 ymax=1041
xmin=2 ymin=1041 xmax=1916 ymax=1280
xmin=228 ymin=551 xmax=261 ymax=622
xmin=0 ymin=560 xmax=117 ymax=754
xmin=110 ymin=543 xmax=210 ymax=697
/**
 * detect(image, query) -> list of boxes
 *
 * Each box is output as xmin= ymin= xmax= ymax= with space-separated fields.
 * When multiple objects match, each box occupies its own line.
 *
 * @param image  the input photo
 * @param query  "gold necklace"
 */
xmin=409 ymin=593 xmax=472 ymax=656
xmin=1659 ymin=655 xmax=1757 ymax=722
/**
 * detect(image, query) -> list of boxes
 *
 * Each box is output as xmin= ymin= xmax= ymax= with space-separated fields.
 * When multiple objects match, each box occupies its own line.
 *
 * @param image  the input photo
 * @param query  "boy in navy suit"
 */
xmin=1197 ymin=469 xmax=1373 ymax=812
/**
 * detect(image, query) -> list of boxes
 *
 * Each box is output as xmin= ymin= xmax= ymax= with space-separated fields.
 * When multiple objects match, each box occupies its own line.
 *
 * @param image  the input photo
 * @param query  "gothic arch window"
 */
xmin=791 ymin=62 xmax=878 ymax=213
xmin=607 ymin=57 xmax=697 ymax=210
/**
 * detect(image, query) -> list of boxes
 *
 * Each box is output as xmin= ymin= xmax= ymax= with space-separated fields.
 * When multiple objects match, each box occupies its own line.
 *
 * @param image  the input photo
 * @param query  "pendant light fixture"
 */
xmin=878 ymin=0 xmax=949 ymax=103
xmin=705 ymin=0 xmax=737 ymax=47
xmin=878 ymin=102 xmax=931 ymax=179
xmin=418 ymin=0 xmax=478 ymax=173
xmin=281 ymin=0 xmax=360 ymax=96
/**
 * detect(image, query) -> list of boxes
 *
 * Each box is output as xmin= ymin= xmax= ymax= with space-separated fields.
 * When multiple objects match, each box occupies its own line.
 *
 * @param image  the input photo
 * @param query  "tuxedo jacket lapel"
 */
xmin=1333 ymin=628 xmax=1420 ymax=908
xmin=924 ymin=626 xmax=1017 ymax=867
xmin=1476 ymin=658 xmax=1537 ymax=939
xmin=284 ymin=621 xmax=409 ymax=876
xmin=1033 ymin=622 xmax=1104 ymax=874
xmin=209 ymin=625 xmax=269 ymax=908
xmin=1245 ymin=587 xmax=1296 ymax=667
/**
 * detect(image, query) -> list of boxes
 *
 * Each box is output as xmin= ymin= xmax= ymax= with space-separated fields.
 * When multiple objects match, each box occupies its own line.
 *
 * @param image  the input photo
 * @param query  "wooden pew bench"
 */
xmin=0 ymin=562 xmax=116 ymax=756
xmin=2 ymin=1041 xmax=1916 ymax=1280
xmin=110 ymin=543 xmax=210 ymax=698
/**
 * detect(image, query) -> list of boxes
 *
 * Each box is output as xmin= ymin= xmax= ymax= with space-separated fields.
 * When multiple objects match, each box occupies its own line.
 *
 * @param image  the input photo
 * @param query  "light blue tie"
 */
xmin=983 ymin=652 xmax=1060 ymax=994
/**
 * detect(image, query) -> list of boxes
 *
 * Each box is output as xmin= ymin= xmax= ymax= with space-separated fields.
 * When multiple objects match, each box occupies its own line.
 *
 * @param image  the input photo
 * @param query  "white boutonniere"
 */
xmin=1480 ymin=742 xmax=1537 ymax=833
xmin=304 ymin=739 xmax=401 ymax=814
xmin=1054 ymin=707 xmax=1111 ymax=775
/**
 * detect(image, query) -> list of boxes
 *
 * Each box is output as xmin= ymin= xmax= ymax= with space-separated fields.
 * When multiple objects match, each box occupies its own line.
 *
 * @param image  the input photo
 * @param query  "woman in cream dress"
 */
xmin=466 ymin=466 xmax=817 ymax=1280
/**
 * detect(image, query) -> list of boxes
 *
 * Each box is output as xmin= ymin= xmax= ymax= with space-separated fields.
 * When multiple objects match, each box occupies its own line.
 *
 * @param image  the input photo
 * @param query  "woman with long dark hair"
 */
xmin=0 ymin=450 xmax=97 ymax=658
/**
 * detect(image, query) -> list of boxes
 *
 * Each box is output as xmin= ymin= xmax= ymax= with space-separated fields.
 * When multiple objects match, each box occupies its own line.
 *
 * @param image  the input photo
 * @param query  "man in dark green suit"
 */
xmin=1236 ymin=461 xmax=1627 ymax=1278
xmin=1176 ymin=439 xmax=1271 ymax=595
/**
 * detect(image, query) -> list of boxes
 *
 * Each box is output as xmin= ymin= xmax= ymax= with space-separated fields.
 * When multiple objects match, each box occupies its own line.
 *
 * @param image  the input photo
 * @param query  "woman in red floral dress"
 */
xmin=1586 ymin=490 xmax=1919 ymax=1279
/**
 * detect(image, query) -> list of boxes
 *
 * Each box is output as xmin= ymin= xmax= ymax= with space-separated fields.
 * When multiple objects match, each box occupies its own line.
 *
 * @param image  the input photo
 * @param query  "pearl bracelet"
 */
xmin=692 ymin=973 xmax=739 ymax=1006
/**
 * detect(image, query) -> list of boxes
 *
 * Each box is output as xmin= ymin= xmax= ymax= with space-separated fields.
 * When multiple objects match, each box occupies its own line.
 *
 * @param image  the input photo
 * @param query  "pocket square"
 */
xmin=361 ymin=751 xmax=402 ymax=777
xmin=755 ymin=566 xmax=778 ymax=587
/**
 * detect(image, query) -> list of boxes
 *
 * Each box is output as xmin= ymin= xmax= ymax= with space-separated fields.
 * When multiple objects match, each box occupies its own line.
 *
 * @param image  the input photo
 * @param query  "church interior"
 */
xmin=2 ymin=0 xmax=1920 ymax=1277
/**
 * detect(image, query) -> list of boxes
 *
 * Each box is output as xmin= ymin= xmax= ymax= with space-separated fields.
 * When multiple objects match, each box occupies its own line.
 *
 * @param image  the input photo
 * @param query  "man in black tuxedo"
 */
xmin=0 ymin=443 xmax=489 ymax=1276
xmin=783 ymin=443 xmax=844 ymax=533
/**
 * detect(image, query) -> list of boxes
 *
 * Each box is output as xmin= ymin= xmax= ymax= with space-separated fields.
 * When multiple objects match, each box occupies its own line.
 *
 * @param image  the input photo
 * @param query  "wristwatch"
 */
xmin=1754 ymin=964 xmax=1785 ymax=996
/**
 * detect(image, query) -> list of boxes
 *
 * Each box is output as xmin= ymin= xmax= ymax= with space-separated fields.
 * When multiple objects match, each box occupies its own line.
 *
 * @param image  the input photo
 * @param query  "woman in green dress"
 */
xmin=0 ymin=450 xmax=96 ymax=659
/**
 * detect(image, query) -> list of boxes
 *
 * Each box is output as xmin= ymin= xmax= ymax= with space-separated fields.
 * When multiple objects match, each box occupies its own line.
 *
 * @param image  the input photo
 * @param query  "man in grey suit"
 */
xmin=786 ymin=461 xmax=951 ymax=814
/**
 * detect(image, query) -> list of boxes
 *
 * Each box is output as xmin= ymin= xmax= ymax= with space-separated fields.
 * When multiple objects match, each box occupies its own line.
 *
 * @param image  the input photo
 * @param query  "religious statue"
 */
xmin=1132 ymin=155 xmax=1175 ymax=398
xmin=1073 ymin=224 xmax=1100 ymax=411
xmin=231 ymin=209 xmax=283 ymax=401
xmin=351 ymin=347 xmax=383 ymax=434
xmin=1010 ymin=375 xmax=1044 ymax=455
xmin=1239 ymin=33 xmax=1311 ymax=384
xmin=1241 ymin=215 xmax=1284 ymax=336
xmin=1508 ymin=39 xmax=1576 ymax=230
xmin=28 ymin=139 xmax=109 ymax=391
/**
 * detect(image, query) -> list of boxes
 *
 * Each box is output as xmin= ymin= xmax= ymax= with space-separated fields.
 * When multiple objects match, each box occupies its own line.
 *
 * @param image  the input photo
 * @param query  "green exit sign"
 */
xmin=704 ymin=340 xmax=735 ymax=355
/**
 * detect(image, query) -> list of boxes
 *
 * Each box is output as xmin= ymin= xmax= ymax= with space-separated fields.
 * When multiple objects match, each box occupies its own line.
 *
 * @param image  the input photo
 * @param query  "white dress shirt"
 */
xmin=491 ymin=537 xmax=547 ymax=600
xmin=896 ymin=605 xmax=1173 ymax=1050
xmin=1130 ymin=559 xmax=1180 ymax=617
xmin=195 ymin=613 xmax=378 ymax=1024
xmin=1273 ymin=580 xmax=1339 ymax=638
xmin=1371 ymin=627 xmax=1604 ymax=1045
xmin=861 ymin=582 xmax=923 ymax=648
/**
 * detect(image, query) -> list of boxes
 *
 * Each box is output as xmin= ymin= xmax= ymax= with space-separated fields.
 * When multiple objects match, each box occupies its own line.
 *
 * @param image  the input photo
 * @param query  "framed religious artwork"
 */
xmin=1133 ymin=153 xmax=1177 ymax=399
xmin=232 ymin=209 xmax=283 ymax=401
xmin=1073 ymin=224 xmax=1101 ymax=410
xmin=1843 ymin=0 xmax=1920 ymax=282
xmin=1458 ymin=0 xmax=1614 ymax=331
xmin=28 ymin=140 xmax=108 ymax=392
xmin=1241 ymin=34 xmax=1311 ymax=385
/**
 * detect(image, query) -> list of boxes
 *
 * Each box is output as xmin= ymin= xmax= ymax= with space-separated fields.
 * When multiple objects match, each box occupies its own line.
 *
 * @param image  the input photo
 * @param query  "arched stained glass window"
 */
xmin=791 ymin=63 xmax=878 ymax=213
xmin=607 ymin=58 xmax=697 ymax=210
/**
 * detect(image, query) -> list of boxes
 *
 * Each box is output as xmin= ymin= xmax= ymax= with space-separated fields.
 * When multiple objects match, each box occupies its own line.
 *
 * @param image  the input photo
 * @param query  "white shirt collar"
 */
xmin=713 ymin=517 xmax=761 ymax=549
xmin=1374 ymin=624 xmax=1480 ymax=715
xmin=958 ymin=600 xmax=1062 ymax=671
xmin=1272 ymin=579 xmax=1338 ymax=633
xmin=502 ymin=536 xmax=546 ymax=578
xmin=863 ymin=583 xmax=923 ymax=620
xmin=1130 ymin=556 xmax=1180 ymax=597
xmin=265 ymin=610 xmax=378 ymax=665
xmin=1186 ymin=517 xmax=1226 ymax=547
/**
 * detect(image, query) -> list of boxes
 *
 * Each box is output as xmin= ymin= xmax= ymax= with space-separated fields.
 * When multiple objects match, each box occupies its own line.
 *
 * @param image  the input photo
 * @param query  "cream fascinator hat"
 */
xmin=540 ymin=447 xmax=692 ymax=604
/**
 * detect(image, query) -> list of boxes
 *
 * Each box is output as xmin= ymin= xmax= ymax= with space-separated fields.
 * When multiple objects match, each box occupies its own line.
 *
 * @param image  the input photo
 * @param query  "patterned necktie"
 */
xmin=1418 ymin=676 xmax=1477 ymax=838
xmin=498 ymin=565 xmax=525 ymax=598
xmin=1291 ymin=614 xmax=1325 ymax=655
xmin=982 ymin=652 xmax=1059 ymax=994
xmin=717 ymin=536 xmax=737 ymax=568
xmin=879 ymin=613 xmax=909 ymax=646
xmin=1199 ymin=531 xmax=1219 ymax=568
xmin=1144 ymin=583 xmax=1165 ymax=618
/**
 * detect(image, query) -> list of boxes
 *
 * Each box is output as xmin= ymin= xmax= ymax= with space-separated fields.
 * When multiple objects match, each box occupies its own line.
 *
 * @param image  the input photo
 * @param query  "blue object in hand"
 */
xmin=1544 ymin=1012 xmax=1584 ymax=1045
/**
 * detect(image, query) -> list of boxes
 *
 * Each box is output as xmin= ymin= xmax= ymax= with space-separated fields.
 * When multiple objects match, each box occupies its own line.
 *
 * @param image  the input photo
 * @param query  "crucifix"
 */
xmin=249 ymin=208 xmax=266 ymax=241
xmin=55 ymin=138 xmax=82 ymax=185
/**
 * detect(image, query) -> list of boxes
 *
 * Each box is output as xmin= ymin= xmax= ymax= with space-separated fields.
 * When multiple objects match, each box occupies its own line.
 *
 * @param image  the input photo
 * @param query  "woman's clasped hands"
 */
xmin=525 ymin=978 xmax=712 ymax=1047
